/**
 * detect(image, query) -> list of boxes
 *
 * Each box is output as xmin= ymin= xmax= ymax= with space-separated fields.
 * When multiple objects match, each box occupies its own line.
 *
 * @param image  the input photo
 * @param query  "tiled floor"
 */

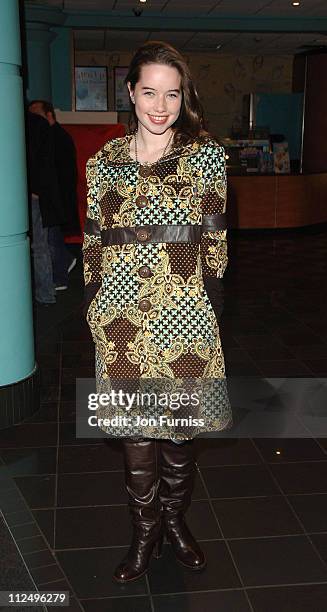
xmin=1 ymin=227 xmax=327 ymax=611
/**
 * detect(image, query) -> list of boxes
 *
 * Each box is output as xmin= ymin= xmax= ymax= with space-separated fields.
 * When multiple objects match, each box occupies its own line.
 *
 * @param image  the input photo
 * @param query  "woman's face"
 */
xmin=128 ymin=63 xmax=182 ymax=135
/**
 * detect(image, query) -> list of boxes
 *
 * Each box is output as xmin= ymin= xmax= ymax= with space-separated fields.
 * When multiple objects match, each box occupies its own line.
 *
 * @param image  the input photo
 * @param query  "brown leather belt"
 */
xmin=85 ymin=213 xmax=226 ymax=246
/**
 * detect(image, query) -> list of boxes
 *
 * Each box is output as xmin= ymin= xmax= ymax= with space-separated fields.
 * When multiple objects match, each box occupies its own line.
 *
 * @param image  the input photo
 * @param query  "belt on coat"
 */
xmin=84 ymin=213 xmax=226 ymax=246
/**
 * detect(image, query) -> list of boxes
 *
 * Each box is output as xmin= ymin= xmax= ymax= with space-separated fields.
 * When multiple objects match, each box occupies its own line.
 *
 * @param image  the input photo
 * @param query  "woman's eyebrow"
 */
xmin=141 ymin=86 xmax=181 ymax=93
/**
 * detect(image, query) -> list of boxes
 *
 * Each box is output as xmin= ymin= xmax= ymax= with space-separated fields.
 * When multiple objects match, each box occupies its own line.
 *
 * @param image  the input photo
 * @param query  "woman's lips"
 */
xmin=148 ymin=115 xmax=168 ymax=125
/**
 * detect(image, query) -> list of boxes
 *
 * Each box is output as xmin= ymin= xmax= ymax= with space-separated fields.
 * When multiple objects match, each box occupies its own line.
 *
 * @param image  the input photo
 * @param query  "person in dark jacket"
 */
xmin=29 ymin=100 xmax=79 ymax=290
xmin=26 ymin=110 xmax=60 ymax=304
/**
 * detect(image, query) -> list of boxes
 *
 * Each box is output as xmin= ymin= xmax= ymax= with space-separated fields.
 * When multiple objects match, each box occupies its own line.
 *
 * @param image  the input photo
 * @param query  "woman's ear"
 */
xmin=127 ymin=82 xmax=135 ymax=103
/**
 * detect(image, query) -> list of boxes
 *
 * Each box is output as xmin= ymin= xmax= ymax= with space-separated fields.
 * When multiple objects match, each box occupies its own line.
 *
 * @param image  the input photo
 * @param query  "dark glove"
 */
xmin=203 ymin=276 xmax=224 ymax=322
xmin=83 ymin=282 xmax=101 ymax=317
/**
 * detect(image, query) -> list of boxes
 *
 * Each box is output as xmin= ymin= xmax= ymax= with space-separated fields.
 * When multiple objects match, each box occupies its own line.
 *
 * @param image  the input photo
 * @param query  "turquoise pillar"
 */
xmin=25 ymin=22 xmax=56 ymax=101
xmin=51 ymin=27 xmax=73 ymax=110
xmin=0 ymin=0 xmax=38 ymax=426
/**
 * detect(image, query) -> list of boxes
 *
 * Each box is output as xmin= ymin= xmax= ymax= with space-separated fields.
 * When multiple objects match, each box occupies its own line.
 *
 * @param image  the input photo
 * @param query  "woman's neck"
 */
xmin=129 ymin=125 xmax=174 ymax=164
xmin=135 ymin=125 xmax=173 ymax=155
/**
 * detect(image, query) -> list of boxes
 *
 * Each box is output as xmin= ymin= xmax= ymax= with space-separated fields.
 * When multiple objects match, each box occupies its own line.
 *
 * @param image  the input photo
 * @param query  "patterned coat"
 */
xmin=82 ymin=134 xmax=232 ymax=440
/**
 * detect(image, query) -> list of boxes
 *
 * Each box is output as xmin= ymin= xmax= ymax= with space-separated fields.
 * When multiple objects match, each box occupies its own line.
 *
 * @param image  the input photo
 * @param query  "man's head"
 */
xmin=29 ymin=100 xmax=56 ymax=126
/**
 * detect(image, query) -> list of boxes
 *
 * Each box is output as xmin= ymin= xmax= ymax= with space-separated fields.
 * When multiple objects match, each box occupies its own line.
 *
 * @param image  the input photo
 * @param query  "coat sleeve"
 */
xmin=200 ymin=143 xmax=228 ymax=321
xmin=82 ymin=156 xmax=103 ymax=316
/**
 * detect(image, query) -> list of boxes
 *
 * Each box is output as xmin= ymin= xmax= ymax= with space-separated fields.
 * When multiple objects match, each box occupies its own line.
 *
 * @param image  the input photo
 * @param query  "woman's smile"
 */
xmin=148 ymin=114 xmax=169 ymax=124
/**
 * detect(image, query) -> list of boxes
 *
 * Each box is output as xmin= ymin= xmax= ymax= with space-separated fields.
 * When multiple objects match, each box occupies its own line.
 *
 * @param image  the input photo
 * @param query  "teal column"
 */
xmin=25 ymin=22 xmax=56 ymax=101
xmin=0 ymin=0 xmax=38 ymax=424
xmin=51 ymin=27 xmax=73 ymax=110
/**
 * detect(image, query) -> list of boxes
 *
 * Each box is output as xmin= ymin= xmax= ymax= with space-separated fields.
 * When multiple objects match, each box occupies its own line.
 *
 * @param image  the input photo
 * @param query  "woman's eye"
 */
xmin=168 ymin=93 xmax=178 ymax=98
xmin=144 ymin=91 xmax=154 ymax=96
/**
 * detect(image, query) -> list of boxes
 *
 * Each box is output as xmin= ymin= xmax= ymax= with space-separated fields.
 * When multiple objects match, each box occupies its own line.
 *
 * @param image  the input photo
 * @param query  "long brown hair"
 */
xmin=124 ymin=41 xmax=209 ymax=146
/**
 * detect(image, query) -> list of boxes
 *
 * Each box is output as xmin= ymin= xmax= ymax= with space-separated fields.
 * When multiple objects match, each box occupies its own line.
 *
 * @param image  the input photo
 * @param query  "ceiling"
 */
xmin=73 ymin=29 xmax=327 ymax=55
xmin=25 ymin=0 xmax=327 ymax=15
xmin=26 ymin=0 xmax=327 ymax=54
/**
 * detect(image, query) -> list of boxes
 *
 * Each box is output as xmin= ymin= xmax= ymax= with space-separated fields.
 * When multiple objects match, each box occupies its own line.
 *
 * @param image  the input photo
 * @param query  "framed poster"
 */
xmin=75 ymin=66 xmax=108 ymax=111
xmin=114 ymin=67 xmax=130 ymax=112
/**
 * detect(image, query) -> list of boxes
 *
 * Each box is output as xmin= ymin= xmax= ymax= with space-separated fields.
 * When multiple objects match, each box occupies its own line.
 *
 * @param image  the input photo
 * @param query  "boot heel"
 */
xmin=152 ymin=532 xmax=164 ymax=559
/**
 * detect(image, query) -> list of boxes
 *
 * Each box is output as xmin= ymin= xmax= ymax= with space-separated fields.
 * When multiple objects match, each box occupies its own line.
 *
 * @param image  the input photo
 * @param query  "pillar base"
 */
xmin=0 ymin=366 xmax=40 ymax=430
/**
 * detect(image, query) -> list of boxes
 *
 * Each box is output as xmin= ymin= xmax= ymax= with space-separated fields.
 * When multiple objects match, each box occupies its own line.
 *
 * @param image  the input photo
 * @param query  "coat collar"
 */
xmin=99 ymin=133 xmax=204 ymax=166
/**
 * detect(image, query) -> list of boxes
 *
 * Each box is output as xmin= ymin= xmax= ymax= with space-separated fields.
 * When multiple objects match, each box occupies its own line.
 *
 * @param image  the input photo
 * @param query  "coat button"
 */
xmin=136 ymin=228 xmax=150 ymax=242
xmin=139 ymin=165 xmax=152 ymax=178
xmin=139 ymin=298 xmax=151 ymax=312
xmin=135 ymin=195 xmax=148 ymax=208
xmin=138 ymin=265 xmax=153 ymax=278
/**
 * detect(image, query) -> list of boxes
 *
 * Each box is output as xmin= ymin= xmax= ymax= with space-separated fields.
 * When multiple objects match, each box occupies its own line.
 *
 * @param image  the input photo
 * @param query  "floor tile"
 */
xmin=253 ymin=438 xmax=326 ymax=462
xmin=148 ymin=540 xmax=241 ymax=594
xmin=81 ymin=596 xmax=152 ymax=611
xmin=0 ymin=447 xmax=57 ymax=475
xmin=287 ymin=494 xmax=327 ymax=532
xmin=234 ymin=335 xmax=279 ymax=349
xmin=0 ymin=424 xmax=57 ymax=448
xmin=59 ymin=422 xmax=102 ymax=446
xmin=18 ymin=535 xmax=49 ymax=555
xmin=229 ymin=535 xmax=327 ymax=586
xmin=59 ymin=401 xmax=77 ymax=422
xmin=58 ymin=441 xmax=123 ymax=473
xmin=62 ymin=367 xmax=95 ymax=385
xmin=61 ymin=383 xmax=76 ymax=402
xmin=54 ymin=506 xmax=131 ymax=549
xmin=310 ymin=533 xmax=327 ymax=564
xmin=212 ymin=496 xmax=303 ymax=538
xmin=201 ymin=464 xmax=279 ymax=498
xmin=245 ymin=344 xmax=295 ymax=361
xmin=247 ymin=583 xmax=327 ymax=612
xmin=186 ymin=500 xmax=222 ymax=539
xmin=0 ymin=514 xmax=38 ymax=592
xmin=196 ymin=439 xmax=261 ymax=466
xmin=269 ymin=461 xmax=327 ymax=494
xmin=152 ymin=590 xmax=251 ymax=612
xmin=57 ymin=471 xmax=127 ymax=506
xmin=13 ymin=475 xmax=55 ymax=509
xmin=32 ymin=509 xmax=54 ymax=548
xmin=56 ymin=548 xmax=148 ymax=598
xmin=30 ymin=562 xmax=66 ymax=586
xmin=302 ymin=360 xmax=327 ymax=375
xmin=62 ymin=353 xmax=95 ymax=368
xmin=257 ymin=360 xmax=313 ymax=376
xmin=40 ymin=368 xmax=60 ymax=386
xmin=10 ymin=522 xmax=40 ymax=541
xmin=5 ymin=509 xmax=39 ymax=528
xmin=22 ymin=548 xmax=56 ymax=569
xmin=26 ymin=403 xmax=58 ymax=423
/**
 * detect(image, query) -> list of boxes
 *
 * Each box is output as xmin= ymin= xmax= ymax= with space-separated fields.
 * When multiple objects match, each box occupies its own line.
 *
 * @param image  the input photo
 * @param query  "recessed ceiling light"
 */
xmin=292 ymin=1 xmax=300 ymax=6
xmin=139 ymin=0 xmax=147 ymax=3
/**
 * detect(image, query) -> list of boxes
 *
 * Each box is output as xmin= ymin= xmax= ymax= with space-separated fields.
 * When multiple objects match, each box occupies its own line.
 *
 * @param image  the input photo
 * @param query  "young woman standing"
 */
xmin=83 ymin=41 xmax=232 ymax=583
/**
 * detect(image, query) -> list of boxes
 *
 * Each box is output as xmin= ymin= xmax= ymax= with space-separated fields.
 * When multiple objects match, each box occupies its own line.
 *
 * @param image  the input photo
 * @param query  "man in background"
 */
xmin=29 ymin=100 xmax=79 ymax=290
xmin=26 ymin=110 xmax=61 ymax=304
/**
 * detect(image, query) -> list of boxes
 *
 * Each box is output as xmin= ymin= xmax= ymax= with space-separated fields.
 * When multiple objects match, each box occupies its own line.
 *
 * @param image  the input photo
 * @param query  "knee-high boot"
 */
xmin=158 ymin=439 xmax=206 ymax=570
xmin=113 ymin=438 xmax=164 ymax=583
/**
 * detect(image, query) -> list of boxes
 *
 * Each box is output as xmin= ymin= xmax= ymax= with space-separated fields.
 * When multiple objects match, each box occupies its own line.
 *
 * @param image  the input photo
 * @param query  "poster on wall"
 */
xmin=114 ymin=67 xmax=130 ymax=112
xmin=273 ymin=141 xmax=290 ymax=174
xmin=75 ymin=66 xmax=108 ymax=111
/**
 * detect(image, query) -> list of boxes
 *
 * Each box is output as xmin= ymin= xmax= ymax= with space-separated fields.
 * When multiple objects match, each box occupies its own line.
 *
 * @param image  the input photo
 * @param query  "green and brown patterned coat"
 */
xmin=82 ymin=134 xmax=232 ymax=440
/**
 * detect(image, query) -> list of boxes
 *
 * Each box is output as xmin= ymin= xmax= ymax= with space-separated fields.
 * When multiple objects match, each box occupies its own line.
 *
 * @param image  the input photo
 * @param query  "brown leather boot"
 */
xmin=113 ymin=438 xmax=163 ymax=583
xmin=158 ymin=439 xmax=206 ymax=570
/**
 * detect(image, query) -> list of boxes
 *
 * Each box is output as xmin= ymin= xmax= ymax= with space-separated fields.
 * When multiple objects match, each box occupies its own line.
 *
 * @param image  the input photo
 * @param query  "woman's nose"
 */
xmin=154 ymin=95 xmax=166 ymax=113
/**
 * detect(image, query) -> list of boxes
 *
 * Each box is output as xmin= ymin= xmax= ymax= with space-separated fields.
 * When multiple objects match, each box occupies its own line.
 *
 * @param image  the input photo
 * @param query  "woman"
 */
xmin=82 ymin=41 xmax=232 ymax=583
